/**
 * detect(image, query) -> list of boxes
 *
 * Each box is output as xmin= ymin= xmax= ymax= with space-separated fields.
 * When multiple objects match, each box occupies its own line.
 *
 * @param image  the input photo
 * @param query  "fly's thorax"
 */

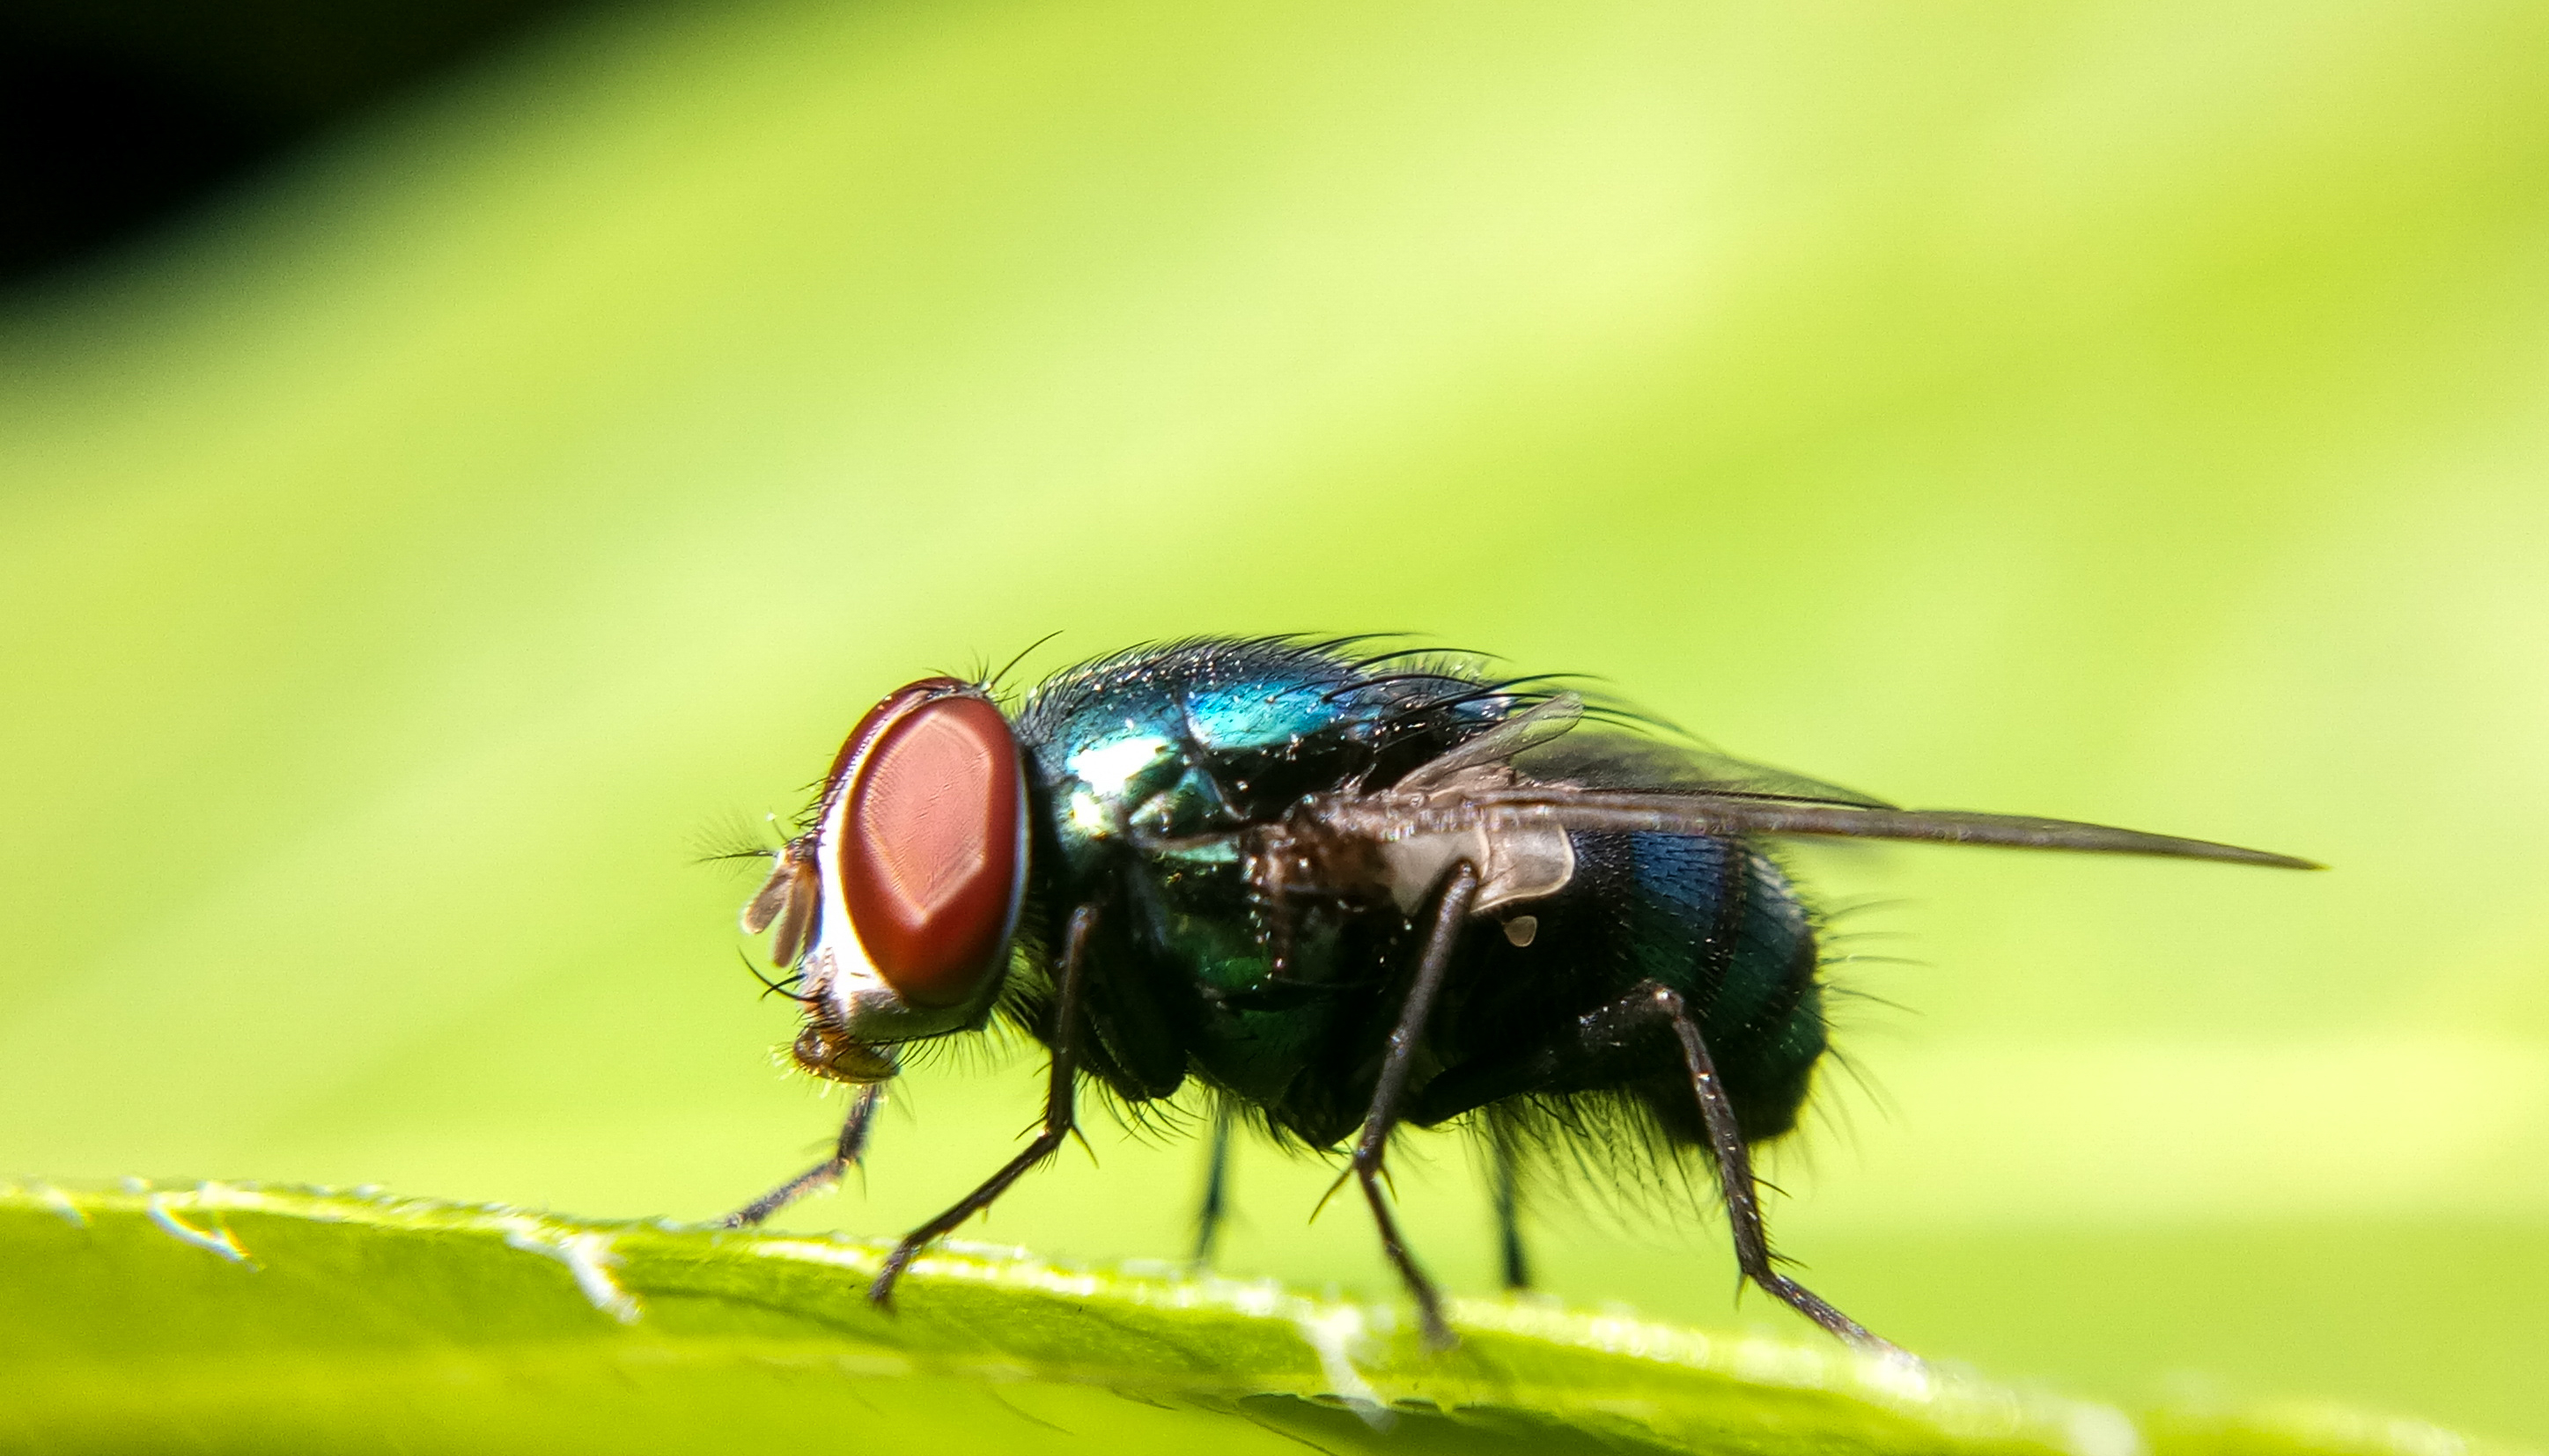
xmin=1010 ymin=640 xmax=1519 ymax=871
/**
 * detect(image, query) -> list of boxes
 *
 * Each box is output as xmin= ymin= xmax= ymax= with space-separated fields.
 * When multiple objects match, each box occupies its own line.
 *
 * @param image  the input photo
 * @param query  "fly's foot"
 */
xmin=868 ymin=1236 xmax=930 ymax=1311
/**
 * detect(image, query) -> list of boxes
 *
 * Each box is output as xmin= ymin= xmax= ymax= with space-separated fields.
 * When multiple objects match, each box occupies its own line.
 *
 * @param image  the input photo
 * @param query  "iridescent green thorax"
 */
xmin=1016 ymin=638 xmax=1502 ymax=875
xmin=1009 ymin=640 xmax=1511 ymax=1112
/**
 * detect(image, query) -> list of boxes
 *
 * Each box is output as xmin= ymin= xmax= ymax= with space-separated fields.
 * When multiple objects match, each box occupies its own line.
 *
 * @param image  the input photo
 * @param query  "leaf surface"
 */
xmin=0 ymin=1184 xmax=2508 ymax=1456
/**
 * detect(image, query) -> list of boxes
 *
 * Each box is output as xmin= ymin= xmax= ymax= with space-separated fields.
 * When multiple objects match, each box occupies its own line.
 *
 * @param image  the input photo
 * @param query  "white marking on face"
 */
xmin=812 ymin=783 xmax=885 ymax=1018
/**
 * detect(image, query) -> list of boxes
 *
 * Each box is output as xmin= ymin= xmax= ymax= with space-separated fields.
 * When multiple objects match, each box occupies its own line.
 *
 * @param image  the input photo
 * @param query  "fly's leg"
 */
xmin=1193 ymin=1099 xmax=1237 ymax=1267
xmin=1487 ymin=1117 xmax=1531 ymax=1291
xmin=1405 ymin=981 xmax=1898 ymax=1354
xmin=1648 ymin=982 xmax=1900 ymax=1355
xmin=721 ymin=1081 xmax=888 ymax=1229
xmin=1350 ymin=859 xmax=1482 ymax=1350
xmin=870 ymin=904 xmax=1097 ymax=1309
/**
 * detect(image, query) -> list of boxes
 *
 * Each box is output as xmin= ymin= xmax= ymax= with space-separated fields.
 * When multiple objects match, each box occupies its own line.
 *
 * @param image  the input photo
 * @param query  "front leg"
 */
xmin=870 ymin=903 xmax=1098 ymax=1309
xmin=1350 ymin=859 xmax=1482 ymax=1350
xmin=722 ymin=1080 xmax=888 ymax=1229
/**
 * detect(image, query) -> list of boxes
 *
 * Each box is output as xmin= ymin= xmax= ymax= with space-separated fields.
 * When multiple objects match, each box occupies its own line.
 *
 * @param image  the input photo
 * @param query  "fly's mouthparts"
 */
xmin=791 ymin=1024 xmax=895 ymax=1085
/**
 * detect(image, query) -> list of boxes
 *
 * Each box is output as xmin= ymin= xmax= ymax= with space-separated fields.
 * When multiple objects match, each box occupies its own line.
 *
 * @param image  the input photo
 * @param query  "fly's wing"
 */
xmin=1362 ymin=710 xmax=2315 ymax=866
xmin=1343 ymin=784 xmax=2318 ymax=869
xmin=1513 ymin=723 xmax=1894 ymax=808
xmin=1400 ymin=698 xmax=1889 ymax=807
xmin=1396 ymin=693 xmax=1588 ymax=792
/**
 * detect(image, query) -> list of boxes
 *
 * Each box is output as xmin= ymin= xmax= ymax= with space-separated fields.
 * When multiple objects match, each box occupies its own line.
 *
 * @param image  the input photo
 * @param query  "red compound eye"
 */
xmin=833 ymin=689 xmax=1026 ymax=1008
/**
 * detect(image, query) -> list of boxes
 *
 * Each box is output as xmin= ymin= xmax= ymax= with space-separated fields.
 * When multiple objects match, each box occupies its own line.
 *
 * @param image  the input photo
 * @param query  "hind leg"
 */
xmin=1412 ymin=980 xmax=1897 ymax=1353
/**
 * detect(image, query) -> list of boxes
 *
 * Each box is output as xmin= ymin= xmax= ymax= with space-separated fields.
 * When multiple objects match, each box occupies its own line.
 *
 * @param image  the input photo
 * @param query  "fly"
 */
xmin=718 ymin=636 xmax=2317 ymax=1353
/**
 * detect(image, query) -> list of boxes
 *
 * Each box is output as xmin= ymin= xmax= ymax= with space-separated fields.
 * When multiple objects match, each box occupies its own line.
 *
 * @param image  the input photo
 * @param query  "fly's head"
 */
xmin=742 ymin=677 xmax=1031 ymax=1084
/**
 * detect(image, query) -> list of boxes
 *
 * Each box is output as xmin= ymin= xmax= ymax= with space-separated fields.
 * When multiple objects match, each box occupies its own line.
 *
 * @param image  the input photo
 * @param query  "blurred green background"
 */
xmin=4 ymin=0 xmax=2545 ymax=1444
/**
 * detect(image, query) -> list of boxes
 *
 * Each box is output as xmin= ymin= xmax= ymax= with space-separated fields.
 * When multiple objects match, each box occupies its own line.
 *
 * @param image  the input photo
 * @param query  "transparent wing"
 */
xmin=1321 ymin=784 xmax=2318 ymax=870
xmin=1397 ymin=693 xmax=1587 ymax=791
xmin=1512 ymin=724 xmax=1893 ymax=808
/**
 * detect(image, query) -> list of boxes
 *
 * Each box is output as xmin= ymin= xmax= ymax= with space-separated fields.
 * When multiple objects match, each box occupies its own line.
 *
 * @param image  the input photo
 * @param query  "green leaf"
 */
xmin=0 ymin=1182 xmax=2508 ymax=1456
